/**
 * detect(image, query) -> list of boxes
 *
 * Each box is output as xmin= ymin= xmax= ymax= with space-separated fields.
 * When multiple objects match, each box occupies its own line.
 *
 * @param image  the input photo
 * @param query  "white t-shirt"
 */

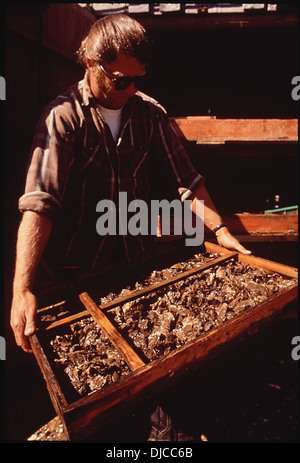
xmin=98 ymin=105 xmax=123 ymax=142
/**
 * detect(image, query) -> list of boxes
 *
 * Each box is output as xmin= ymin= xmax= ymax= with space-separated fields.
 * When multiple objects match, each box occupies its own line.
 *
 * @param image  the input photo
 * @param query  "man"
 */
xmin=11 ymin=14 xmax=250 ymax=356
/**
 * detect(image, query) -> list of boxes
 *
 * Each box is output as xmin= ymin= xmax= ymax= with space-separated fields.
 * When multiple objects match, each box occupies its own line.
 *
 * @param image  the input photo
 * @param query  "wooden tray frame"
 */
xmin=30 ymin=242 xmax=298 ymax=440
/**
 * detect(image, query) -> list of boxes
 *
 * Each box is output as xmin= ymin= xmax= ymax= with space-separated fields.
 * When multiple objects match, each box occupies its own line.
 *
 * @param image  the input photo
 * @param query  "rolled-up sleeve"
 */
xmin=152 ymin=107 xmax=205 ymax=202
xmin=19 ymin=101 xmax=76 ymax=220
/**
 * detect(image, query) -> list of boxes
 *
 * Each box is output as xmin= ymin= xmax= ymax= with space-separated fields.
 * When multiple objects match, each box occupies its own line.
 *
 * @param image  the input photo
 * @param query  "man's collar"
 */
xmin=80 ymin=69 xmax=137 ymax=117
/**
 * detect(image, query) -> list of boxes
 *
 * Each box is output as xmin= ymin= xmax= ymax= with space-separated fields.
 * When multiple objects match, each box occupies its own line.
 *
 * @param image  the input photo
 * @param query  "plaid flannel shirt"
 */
xmin=19 ymin=73 xmax=205 ymax=272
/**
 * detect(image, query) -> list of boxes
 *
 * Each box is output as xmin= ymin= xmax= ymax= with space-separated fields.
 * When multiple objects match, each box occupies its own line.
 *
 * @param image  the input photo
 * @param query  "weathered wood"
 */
xmin=79 ymin=292 xmax=145 ymax=372
xmin=5 ymin=3 xmax=94 ymax=61
xmin=45 ymin=310 xmax=90 ymax=331
xmin=224 ymin=213 xmax=298 ymax=235
xmin=170 ymin=117 xmax=298 ymax=144
xmin=238 ymin=253 xmax=298 ymax=279
xmin=219 ymin=234 xmax=298 ymax=243
xmin=137 ymin=13 xmax=298 ymax=30
xmin=30 ymin=241 xmax=298 ymax=440
xmin=30 ymin=335 xmax=68 ymax=408
xmin=37 ymin=300 xmax=67 ymax=313
xmin=64 ymin=281 xmax=298 ymax=440
xmin=29 ymin=334 xmax=70 ymax=438
xmin=155 ymin=213 xmax=298 ymax=243
xmin=206 ymin=241 xmax=298 ymax=278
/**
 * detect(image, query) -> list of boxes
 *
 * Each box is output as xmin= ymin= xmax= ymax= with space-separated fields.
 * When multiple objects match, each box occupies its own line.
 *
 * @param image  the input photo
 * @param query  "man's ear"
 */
xmin=86 ymin=58 xmax=96 ymax=72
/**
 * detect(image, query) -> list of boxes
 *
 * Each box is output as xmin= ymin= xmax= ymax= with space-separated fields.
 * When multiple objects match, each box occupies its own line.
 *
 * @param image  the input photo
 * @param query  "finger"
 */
xmin=235 ymin=243 xmax=252 ymax=255
xmin=13 ymin=323 xmax=32 ymax=353
xmin=10 ymin=311 xmax=24 ymax=345
xmin=11 ymin=311 xmax=34 ymax=353
xmin=24 ymin=299 xmax=37 ymax=336
xmin=23 ymin=317 xmax=36 ymax=353
xmin=218 ymin=235 xmax=252 ymax=255
xmin=16 ymin=331 xmax=33 ymax=353
xmin=20 ymin=339 xmax=33 ymax=354
xmin=24 ymin=319 xmax=36 ymax=337
xmin=240 ymin=248 xmax=252 ymax=255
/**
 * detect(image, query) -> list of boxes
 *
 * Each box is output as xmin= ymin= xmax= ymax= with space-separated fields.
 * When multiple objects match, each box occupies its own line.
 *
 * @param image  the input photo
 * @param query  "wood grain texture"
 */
xmin=30 ymin=241 xmax=298 ymax=440
xmin=79 ymin=292 xmax=145 ymax=372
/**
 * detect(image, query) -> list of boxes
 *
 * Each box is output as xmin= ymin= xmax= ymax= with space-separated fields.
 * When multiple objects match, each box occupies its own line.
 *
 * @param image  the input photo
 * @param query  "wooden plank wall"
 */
xmin=5 ymin=3 xmax=94 ymax=61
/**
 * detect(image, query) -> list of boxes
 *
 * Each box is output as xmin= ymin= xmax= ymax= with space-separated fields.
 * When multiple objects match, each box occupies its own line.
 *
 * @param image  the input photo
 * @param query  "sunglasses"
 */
xmin=99 ymin=64 xmax=146 ymax=91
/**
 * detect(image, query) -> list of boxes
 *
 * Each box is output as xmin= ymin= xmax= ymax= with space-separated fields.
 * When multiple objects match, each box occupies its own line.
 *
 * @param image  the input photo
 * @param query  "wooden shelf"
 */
xmin=170 ymin=117 xmax=298 ymax=145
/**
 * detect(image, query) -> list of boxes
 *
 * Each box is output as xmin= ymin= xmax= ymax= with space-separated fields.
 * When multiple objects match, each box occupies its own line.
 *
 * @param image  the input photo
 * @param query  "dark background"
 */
xmin=2 ymin=3 xmax=299 ymax=442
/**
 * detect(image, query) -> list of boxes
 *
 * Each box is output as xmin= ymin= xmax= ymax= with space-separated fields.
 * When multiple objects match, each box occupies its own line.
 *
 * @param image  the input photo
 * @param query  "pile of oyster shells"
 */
xmin=50 ymin=319 xmax=131 ymax=396
xmin=50 ymin=253 xmax=296 ymax=396
xmin=109 ymin=258 xmax=296 ymax=361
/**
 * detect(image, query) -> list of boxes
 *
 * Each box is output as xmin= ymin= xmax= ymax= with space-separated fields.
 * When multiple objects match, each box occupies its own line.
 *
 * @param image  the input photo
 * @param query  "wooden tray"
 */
xmin=30 ymin=242 xmax=298 ymax=440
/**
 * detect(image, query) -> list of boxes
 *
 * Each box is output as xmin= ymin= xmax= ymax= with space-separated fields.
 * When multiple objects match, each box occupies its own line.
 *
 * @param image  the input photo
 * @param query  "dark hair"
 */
xmin=77 ymin=14 xmax=150 ymax=66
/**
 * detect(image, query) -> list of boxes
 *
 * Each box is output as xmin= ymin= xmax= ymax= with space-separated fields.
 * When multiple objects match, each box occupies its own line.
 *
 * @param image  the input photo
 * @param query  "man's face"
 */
xmin=87 ymin=52 xmax=146 ymax=109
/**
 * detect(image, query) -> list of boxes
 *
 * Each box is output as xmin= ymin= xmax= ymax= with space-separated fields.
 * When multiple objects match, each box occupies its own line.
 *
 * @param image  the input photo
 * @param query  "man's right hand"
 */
xmin=10 ymin=289 xmax=38 ymax=353
xmin=10 ymin=211 xmax=53 ymax=352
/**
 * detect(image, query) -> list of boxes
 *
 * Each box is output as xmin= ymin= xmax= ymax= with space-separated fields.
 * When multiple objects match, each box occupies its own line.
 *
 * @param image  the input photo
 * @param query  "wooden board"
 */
xmin=170 ymin=117 xmax=298 ymax=144
xmin=224 ymin=213 xmax=298 ymax=236
xmin=30 ymin=241 xmax=298 ymax=440
xmin=155 ymin=212 xmax=298 ymax=243
xmin=78 ymin=292 xmax=145 ymax=372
